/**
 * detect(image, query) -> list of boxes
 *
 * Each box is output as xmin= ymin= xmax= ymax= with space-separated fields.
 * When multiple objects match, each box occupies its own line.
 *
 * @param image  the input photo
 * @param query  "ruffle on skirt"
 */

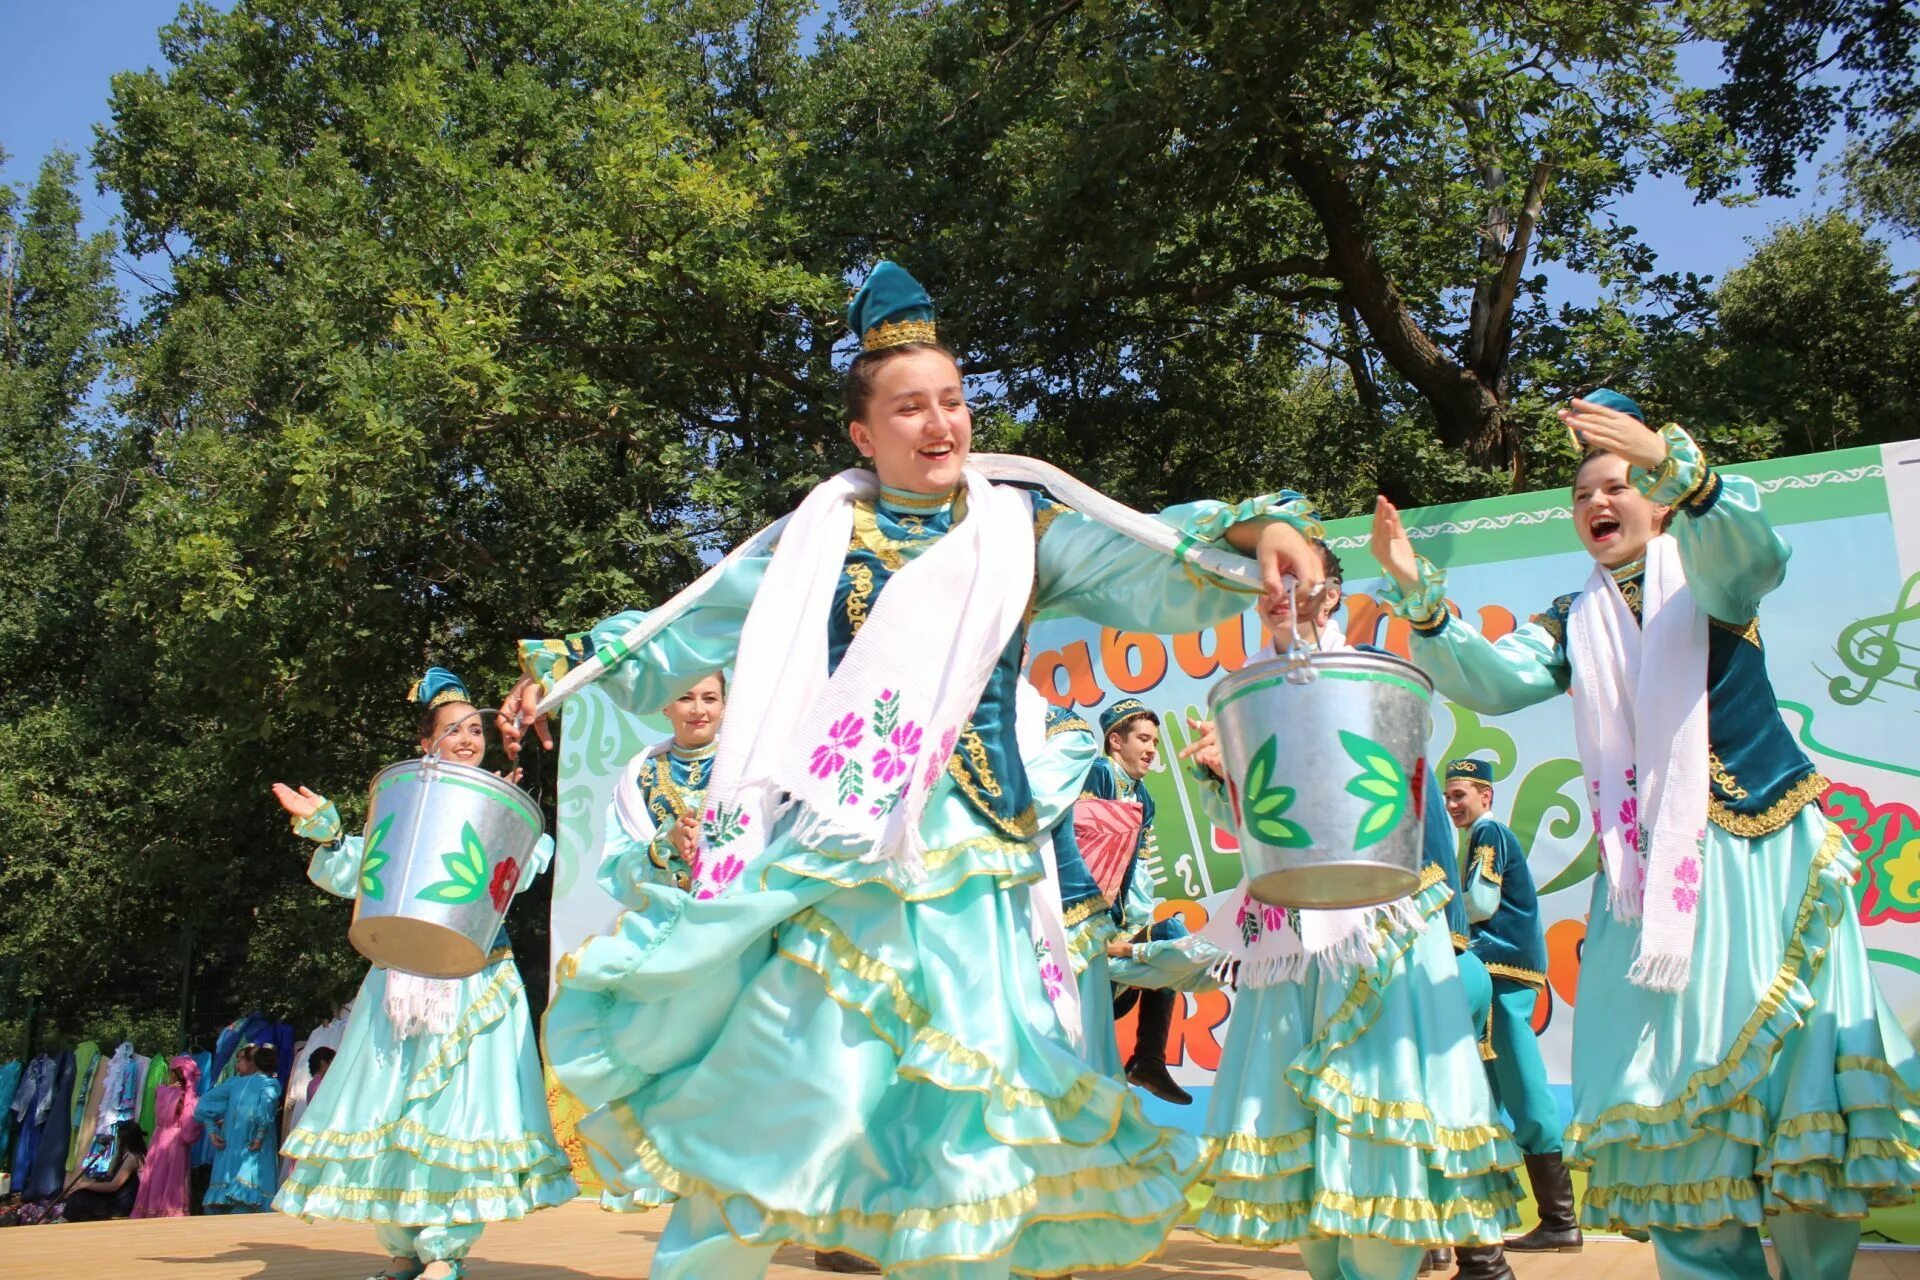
xmin=1565 ymin=808 xmax=1920 ymax=1232
xmin=545 ymin=819 xmax=1205 ymax=1278
xmin=1196 ymin=875 xmax=1524 ymax=1248
xmin=276 ymin=958 xmax=577 ymax=1225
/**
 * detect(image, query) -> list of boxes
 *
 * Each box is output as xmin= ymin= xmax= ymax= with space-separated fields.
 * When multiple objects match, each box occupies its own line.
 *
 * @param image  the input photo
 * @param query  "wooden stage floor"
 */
xmin=11 ymin=1201 xmax=1920 ymax=1278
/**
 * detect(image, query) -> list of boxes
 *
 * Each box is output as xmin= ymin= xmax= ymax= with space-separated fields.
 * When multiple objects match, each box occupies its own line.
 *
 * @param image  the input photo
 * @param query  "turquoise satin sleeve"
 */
xmin=1034 ymin=494 xmax=1317 ymax=632
xmin=599 ymin=803 xmax=666 ymax=905
xmin=516 ymin=833 xmax=556 ymax=894
xmin=528 ymin=553 xmax=768 ymax=719
xmin=1465 ymin=868 xmax=1501 ymax=924
xmin=1410 ymin=616 xmax=1570 ymax=715
xmin=1111 ymin=936 xmax=1226 ymax=991
xmin=193 ymin=1080 xmax=228 ymax=1127
xmin=307 ymin=833 xmax=364 ymax=900
xmin=1026 ymin=724 xmax=1100 ymax=833
xmin=1634 ymin=427 xmax=1790 ymax=624
xmin=1120 ymin=848 xmax=1160 ymax=934
xmin=1189 ymin=762 xmax=1236 ymax=833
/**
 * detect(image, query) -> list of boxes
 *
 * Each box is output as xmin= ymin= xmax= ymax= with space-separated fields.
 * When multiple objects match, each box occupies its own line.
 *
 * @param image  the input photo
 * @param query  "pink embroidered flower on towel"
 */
xmin=1618 ymin=797 xmax=1640 ymax=850
xmin=1261 ymin=904 xmax=1286 ymax=933
xmin=809 ymin=713 xmax=867 ymax=779
xmin=1039 ymin=958 xmax=1067 ymax=1002
xmin=1672 ymin=856 xmax=1701 ymax=913
xmin=920 ymin=728 xmax=959 ymax=794
xmin=694 ymin=853 xmax=746 ymax=900
xmin=873 ymin=721 xmax=924 ymax=785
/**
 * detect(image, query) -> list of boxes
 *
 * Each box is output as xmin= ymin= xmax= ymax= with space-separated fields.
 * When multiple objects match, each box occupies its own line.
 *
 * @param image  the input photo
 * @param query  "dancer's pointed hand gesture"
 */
xmin=1370 ymin=497 xmax=1421 ymax=594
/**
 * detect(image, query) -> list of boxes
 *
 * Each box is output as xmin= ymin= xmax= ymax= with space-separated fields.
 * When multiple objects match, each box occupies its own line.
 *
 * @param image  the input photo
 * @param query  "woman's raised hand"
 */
xmin=499 ymin=676 xmax=552 ymax=760
xmin=270 ymin=784 xmax=325 ymax=820
xmin=1559 ymin=398 xmax=1669 ymax=470
xmin=1254 ymin=521 xmax=1323 ymax=614
xmin=1176 ymin=716 xmax=1224 ymax=776
xmin=1369 ymin=497 xmax=1421 ymax=593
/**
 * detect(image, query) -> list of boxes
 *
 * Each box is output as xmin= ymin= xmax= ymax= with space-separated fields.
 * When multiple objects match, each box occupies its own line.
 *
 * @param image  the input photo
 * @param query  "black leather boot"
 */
xmin=1123 ymin=988 xmax=1192 ymax=1104
xmin=1421 ymin=1246 xmax=1452 ymax=1273
xmin=1504 ymin=1150 xmax=1583 ymax=1251
xmin=814 ymin=1251 xmax=881 ymax=1273
xmin=1449 ymin=1244 xmax=1515 ymax=1279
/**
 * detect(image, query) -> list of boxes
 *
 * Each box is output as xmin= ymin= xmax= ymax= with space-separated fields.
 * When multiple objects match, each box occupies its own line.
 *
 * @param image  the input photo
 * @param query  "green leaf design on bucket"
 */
xmin=1242 ymin=736 xmax=1311 ymax=849
xmin=359 ymin=814 xmax=394 ymax=901
xmin=1341 ymin=729 xmax=1409 ymax=850
xmin=416 ymin=822 xmax=492 ymax=905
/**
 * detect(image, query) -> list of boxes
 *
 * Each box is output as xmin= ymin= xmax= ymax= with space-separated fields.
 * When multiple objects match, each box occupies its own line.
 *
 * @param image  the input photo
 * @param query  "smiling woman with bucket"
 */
xmin=270 ymin=668 xmax=576 ymax=1280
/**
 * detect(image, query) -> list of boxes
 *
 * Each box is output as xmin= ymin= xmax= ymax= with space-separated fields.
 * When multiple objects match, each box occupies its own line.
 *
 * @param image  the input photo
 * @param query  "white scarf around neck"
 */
xmin=1567 ymin=534 xmax=1711 ymax=993
xmin=691 ymin=467 xmax=1035 ymax=896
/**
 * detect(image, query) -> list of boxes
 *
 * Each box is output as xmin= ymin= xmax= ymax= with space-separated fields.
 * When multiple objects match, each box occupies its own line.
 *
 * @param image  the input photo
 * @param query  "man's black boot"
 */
xmin=1122 ymin=989 xmax=1192 ymax=1105
xmin=1504 ymin=1150 xmax=1583 ymax=1252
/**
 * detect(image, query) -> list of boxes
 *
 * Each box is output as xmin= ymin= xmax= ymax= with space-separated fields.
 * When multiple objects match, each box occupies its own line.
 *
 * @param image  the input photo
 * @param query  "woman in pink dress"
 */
xmin=130 ymin=1056 xmax=200 ymax=1218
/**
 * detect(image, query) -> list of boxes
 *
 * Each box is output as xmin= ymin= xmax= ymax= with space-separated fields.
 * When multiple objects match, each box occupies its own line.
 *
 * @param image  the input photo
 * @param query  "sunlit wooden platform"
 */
xmin=11 ymin=1200 xmax=1920 ymax=1278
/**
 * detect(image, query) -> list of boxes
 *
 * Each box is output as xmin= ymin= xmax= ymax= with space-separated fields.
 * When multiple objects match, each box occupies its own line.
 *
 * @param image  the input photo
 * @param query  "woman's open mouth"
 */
xmin=918 ymin=442 xmax=955 ymax=462
xmin=1588 ymin=513 xmax=1621 ymax=542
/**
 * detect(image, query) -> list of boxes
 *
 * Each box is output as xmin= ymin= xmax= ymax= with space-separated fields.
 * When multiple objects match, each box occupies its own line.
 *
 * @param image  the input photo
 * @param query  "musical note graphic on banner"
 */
xmin=1830 ymin=572 xmax=1920 ymax=706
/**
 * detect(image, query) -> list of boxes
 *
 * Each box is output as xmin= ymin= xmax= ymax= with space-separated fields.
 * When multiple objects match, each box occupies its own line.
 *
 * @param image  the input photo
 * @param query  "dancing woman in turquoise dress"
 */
xmin=592 ymin=671 xmax=723 ymax=1219
xmin=503 ymin=261 xmax=1328 ymax=1279
xmin=271 ymin=669 xmax=577 ymax=1280
xmin=1371 ymin=392 xmax=1920 ymax=1279
xmin=1175 ymin=565 xmax=1522 ymax=1280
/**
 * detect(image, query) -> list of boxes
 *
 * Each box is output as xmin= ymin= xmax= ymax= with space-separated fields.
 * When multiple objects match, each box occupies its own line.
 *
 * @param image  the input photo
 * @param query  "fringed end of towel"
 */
xmin=1627 ymin=949 xmax=1692 ymax=994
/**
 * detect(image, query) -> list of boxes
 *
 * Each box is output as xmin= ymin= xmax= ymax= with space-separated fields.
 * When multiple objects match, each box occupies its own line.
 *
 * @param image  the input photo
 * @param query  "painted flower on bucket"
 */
xmin=488 ymin=857 xmax=520 ymax=912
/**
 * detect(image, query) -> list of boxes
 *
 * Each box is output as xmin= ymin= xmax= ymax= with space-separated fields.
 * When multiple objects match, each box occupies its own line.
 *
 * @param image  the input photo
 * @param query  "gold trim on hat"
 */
xmin=861 ymin=317 xmax=939 ymax=351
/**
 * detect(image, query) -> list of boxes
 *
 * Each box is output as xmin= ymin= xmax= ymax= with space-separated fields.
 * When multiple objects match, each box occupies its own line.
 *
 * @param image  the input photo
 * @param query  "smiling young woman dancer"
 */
xmin=272 ymin=669 xmax=575 ymax=1280
xmin=504 ymin=261 xmax=1328 ymax=1279
xmin=1372 ymin=391 xmax=1920 ymax=1279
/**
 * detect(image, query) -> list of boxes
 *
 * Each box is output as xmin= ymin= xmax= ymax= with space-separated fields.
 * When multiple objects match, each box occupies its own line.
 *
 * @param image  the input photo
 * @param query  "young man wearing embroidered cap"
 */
xmin=1443 ymin=757 xmax=1580 ymax=1256
xmin=1375 ymin=391 xmax=1920 ymax=1279
xmin=505 ymin=261 xmax=1331 ymax=1279
xmin=1083 ymin=699 xmax=1195 ymax=1105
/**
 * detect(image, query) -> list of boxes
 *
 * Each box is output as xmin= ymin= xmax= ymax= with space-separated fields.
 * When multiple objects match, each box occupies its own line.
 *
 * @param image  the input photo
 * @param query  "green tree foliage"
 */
xmin=1 ymin=1 xmax=1914 ymax=1046
xmin=786 ymin=0 xmax=1746 ymax=496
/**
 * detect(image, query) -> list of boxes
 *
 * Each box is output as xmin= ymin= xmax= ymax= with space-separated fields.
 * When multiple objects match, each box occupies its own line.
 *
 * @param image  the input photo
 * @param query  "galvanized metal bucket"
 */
xmin=1207 ymin=649 xmax=1433 ymax=909
xmin=348 ymin=758 xmax=546 ymax=978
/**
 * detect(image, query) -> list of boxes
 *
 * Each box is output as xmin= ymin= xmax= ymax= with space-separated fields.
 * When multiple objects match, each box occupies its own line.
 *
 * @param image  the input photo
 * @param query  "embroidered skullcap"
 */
xmin=1445 ymin=757 xmax=1496 ymax=785
xmin=1100 ymin=698 xmax=1159 ymax=740
xmin=847 ymin=261 xmax=939 ymax=352
xmin=409 ymin=667 xmax=472 ymax=710
xmin=1581 ymin=388 xmax=1645 ymax=421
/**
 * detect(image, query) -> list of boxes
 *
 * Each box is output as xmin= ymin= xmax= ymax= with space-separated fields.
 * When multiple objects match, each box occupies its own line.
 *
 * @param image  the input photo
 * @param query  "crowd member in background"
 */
xmin=304 ymin=1047 xmax=334 ymax=1103
xmin=196 ymin=1045 xmax=281 ymax=1214
xmin=131 ymin=1057 xmax=200 ymax=1219
xmin=62 ymin=1120 xmax=147 ymax=1223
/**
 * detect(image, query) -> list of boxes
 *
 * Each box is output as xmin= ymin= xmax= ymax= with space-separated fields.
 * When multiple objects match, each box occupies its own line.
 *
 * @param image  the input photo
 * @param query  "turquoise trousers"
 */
xmin=1650 ymin=1212 xmax=1859 ymax=1280
xmin=372 ymin=1222 xmax=485 ymax=1264
xmin=1486 ymin=977 xmax=1562 ymax=1155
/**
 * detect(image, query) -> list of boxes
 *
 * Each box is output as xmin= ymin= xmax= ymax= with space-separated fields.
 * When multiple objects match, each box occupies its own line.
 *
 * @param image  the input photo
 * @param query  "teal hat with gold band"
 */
xmin=409 ymin=666 xmax=472 ymax=710
xmin=1445 ymin=757 xmax=1496 ymax=786
xmin=1582 ymin=388 xmax=1644 ymax=422
xmin=1100 ymin=698 xmax=1159 ymax=740
xmin=847 ymin=261 xmax=938 ymax=352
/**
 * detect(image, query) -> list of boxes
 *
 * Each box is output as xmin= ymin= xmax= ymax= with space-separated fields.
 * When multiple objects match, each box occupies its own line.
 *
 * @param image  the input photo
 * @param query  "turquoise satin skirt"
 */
xmin=276 ymin=956 xmax=578 ymax=1225
xmin=545 ymin=776 xmax=1203 ymax=1275
xmin=1197 ymin=877 xmax=1524 ymax=1248
xmin=1567 ymin=805 xmax=1920 ymax=1231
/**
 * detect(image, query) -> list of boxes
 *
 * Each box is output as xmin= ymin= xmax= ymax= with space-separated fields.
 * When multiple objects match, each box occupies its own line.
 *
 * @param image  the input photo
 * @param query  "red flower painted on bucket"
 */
xmin=488 ymin=857 xmax=520 ymax=911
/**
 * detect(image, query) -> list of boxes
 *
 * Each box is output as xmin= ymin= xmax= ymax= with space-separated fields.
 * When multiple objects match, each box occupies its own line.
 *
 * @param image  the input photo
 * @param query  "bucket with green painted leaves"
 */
xmin=348 ymin=758 xmax=546 ymax=978
xmin=1207 ymin=650 xmax=1433 ymax=909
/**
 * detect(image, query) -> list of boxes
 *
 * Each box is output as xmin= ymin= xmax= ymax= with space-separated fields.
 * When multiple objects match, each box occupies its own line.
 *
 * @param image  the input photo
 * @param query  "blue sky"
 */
xmin=3 ymin=1 xmax=1913 ymax=317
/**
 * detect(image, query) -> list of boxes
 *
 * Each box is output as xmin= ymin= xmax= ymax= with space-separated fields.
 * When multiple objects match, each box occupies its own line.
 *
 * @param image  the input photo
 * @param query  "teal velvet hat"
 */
xmin=1581 ymin=388 xmax=1644 ymax=421
xmin=409 ymin=666 xmax=472 ymax=710
xmin=846 ymin=261 xmax=939 ymax=352
xmin=1445 ymin=757 xmax=1496 ymax=786
xmin=1099 ymin=698 xmax=1159 ymax=740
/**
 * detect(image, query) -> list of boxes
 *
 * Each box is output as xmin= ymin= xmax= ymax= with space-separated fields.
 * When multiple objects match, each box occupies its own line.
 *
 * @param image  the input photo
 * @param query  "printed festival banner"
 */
xmin=547 ymin=439 xmax=1920 ymax=1235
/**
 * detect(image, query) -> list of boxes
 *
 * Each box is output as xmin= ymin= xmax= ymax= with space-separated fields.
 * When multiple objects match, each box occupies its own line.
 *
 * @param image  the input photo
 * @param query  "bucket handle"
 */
xmin=1275 ymin=575 xmax=1332 ymax=685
